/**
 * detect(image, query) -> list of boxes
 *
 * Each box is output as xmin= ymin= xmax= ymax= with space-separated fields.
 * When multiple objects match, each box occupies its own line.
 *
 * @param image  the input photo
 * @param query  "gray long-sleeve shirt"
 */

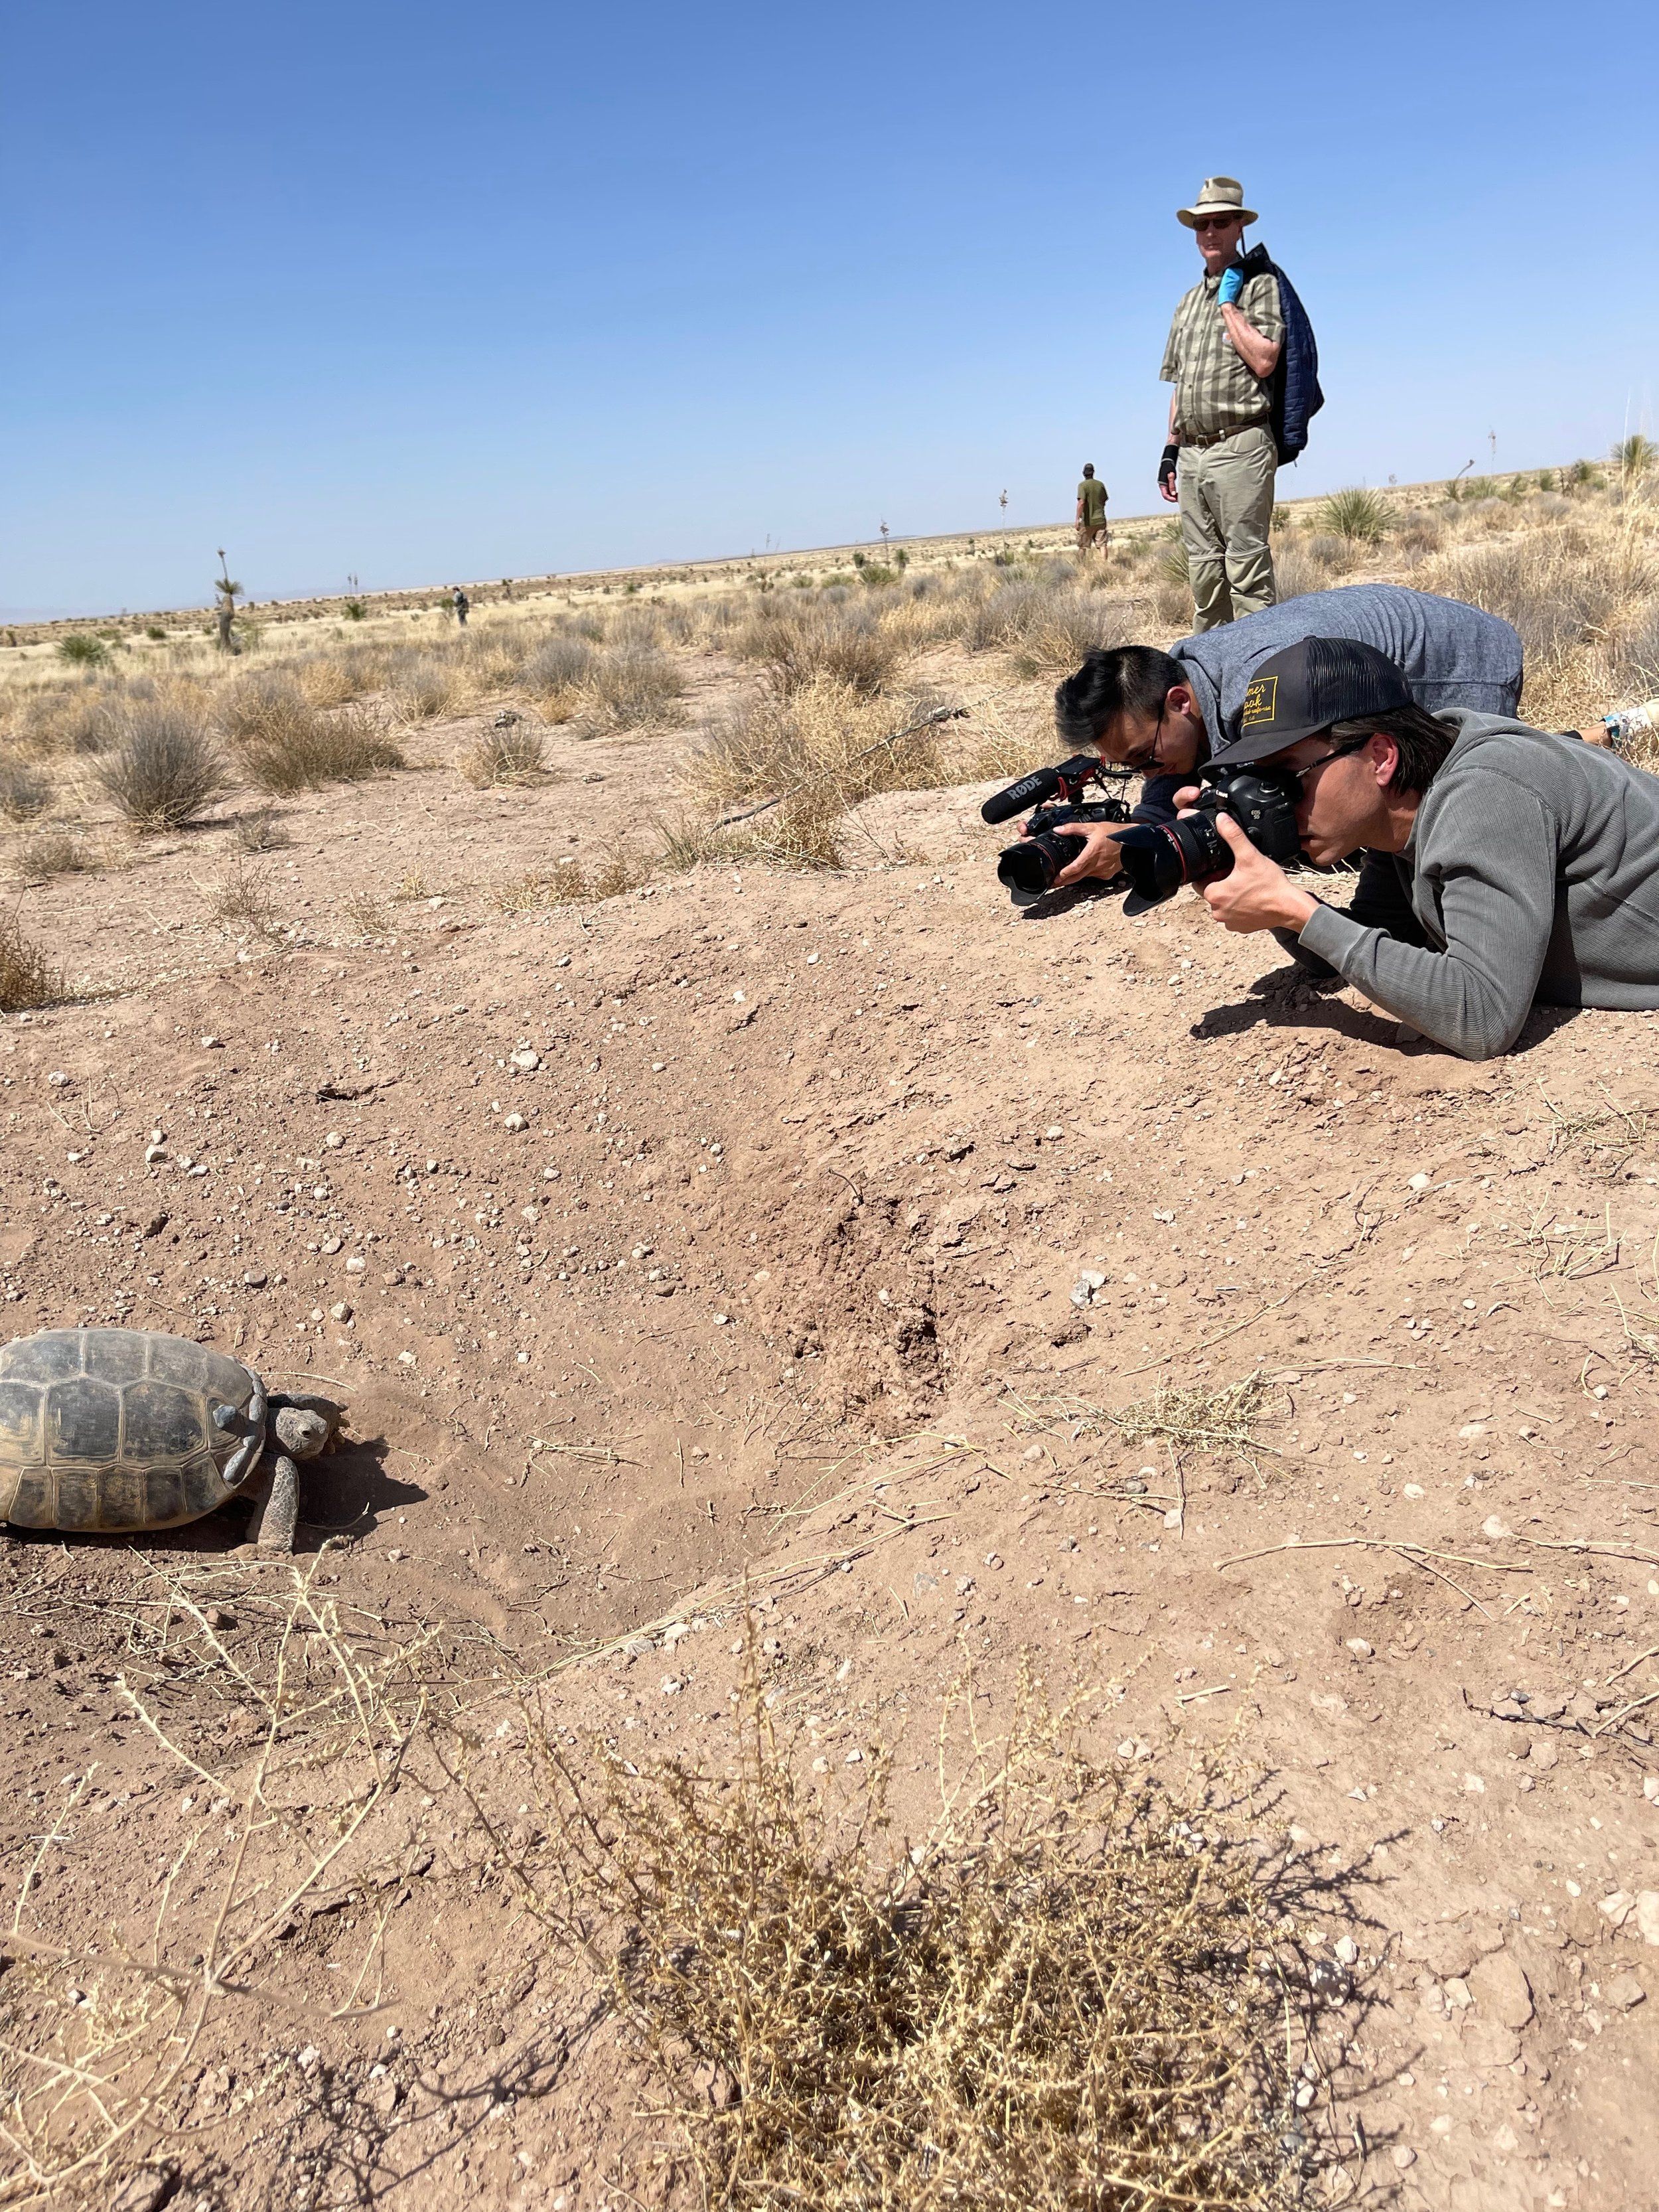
xmin=1135 ymin=585 xmax=1524 ymax=826
xmin=1297 ymin=711 xmax=1659 ymax=1059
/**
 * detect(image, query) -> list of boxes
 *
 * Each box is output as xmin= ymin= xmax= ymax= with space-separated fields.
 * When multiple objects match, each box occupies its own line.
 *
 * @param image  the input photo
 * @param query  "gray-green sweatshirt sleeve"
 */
xmin=1296 ymin=769 xmax=1556 ymax=1059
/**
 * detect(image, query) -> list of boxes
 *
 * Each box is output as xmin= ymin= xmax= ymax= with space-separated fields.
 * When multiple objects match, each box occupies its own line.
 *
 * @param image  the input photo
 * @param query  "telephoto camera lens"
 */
xmin=1115 ymin=767 xmax=1303 ymax=916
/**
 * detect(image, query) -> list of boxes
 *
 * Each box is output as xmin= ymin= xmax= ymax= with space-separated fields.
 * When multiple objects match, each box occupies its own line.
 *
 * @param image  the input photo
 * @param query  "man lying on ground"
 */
xmin=1045 ymin=583 xmax=1524 ymax=889
xmin=1174 ymin=636 xmax=1659 ymax=1061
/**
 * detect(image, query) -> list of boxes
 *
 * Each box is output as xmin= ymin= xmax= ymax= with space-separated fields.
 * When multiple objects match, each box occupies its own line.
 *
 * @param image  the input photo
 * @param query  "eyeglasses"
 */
xmin=1193 ymin=216 xmax=1242 ymax=234
xmin=1289 ymin=749 xmax=1342 ymax=790
xmin=1119 ymin=703 xmax=1168 ymax=773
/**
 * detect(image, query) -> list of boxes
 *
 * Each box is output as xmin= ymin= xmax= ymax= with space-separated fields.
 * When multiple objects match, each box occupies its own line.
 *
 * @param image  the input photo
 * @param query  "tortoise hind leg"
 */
xmin=246 ymin=1453 xmax=299 ymax=1555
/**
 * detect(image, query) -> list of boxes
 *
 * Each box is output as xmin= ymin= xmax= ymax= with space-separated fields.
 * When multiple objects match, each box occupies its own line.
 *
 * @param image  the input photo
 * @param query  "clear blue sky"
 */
xmin=5 ymin=0 xmax=1654 ymax=618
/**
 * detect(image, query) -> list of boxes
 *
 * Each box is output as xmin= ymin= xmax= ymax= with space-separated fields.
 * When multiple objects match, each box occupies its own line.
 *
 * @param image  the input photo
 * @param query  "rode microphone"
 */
xmin=979 ymin=753 xmax=1108 ymax=826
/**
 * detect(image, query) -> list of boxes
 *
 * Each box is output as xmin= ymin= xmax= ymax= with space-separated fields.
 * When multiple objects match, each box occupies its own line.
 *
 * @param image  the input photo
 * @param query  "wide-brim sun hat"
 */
xmin=1177 ymin=176 xmax=1258 ymax=228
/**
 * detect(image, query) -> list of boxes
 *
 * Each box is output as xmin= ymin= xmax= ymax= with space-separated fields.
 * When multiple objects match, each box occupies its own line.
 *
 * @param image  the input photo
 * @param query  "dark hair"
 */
xmin=1054 ymin=646 xmax=1183 ymax=745
xmin=1081 ymin=463 xmax=1095 ymax=477
xmin=1325 ymin=703 xmax=1459 ymax=794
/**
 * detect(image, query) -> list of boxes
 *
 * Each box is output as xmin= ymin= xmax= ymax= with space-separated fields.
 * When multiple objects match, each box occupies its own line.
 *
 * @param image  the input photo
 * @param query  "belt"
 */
xmin=1179 ymin=423 xmax=1267 ymax=450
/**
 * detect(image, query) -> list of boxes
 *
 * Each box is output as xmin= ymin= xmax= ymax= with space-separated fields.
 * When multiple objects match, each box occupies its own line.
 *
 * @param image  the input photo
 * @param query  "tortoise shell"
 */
xmin=0 ymin=1329 xmax=267 ymax=1534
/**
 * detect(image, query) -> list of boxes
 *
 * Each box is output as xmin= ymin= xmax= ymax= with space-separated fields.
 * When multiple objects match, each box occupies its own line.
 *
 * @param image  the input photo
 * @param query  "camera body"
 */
xmin=1115 ymin=761 xmax=1303 ymax=914
xmin=982 ymin=754 xmax=1134 ymax=907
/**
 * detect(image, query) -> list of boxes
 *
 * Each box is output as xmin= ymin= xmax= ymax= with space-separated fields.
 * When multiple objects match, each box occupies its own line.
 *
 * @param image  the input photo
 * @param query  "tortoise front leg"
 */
xmin=246 ymin=1453 xmax=299 ymax=1555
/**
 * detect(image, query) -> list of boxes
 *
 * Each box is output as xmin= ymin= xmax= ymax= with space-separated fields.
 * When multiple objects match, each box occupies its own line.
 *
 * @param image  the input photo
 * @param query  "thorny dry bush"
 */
xmin=684 ymin=680 xmax=956 ymax=869
xmin=0 ymin=912 xmax=61 ymax=1012
xmin=459 ymin=1653 xmax=1331 ymax=2211
xmin=0 ymin=1556 xmax=469 ymax=2203
xmin=220 ymin=675 xmax=404 ymax=794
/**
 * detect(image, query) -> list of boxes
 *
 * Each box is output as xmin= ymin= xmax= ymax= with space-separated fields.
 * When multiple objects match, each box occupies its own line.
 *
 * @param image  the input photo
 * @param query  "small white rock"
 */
xmin=503 ymin=1112 xmax=527 ymax=1132
xmin=1408 ymin=1172 xmax=1432 ymax=1191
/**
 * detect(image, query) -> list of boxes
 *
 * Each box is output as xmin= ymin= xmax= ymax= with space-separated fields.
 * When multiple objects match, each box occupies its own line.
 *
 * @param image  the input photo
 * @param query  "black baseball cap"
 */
xmin=1207 ymin=636 xmax=1414 ymax=767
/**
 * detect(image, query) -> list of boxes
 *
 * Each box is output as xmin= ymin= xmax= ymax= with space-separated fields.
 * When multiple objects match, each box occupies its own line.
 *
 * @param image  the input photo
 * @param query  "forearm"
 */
xmin=1218 ymin=303 xmax=1281 ymax=380
xmin=1167 ymin=390 xmax=1179 ymax=440
xmin=1296 ymin=906 xmax=1537 ymax=1060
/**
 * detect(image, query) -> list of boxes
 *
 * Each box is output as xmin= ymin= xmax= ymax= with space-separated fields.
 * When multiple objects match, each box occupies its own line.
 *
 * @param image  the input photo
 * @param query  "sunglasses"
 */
xmin=1193 ymin=216 xmax=1242 ymax=233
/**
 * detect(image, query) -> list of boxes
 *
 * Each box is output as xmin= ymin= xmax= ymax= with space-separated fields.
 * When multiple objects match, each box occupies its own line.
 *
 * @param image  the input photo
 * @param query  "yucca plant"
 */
xmin=1321 ymin=486 xmax=1391 ymax=544
xmin=1613 ymin=434 xmax=1656 ymax=480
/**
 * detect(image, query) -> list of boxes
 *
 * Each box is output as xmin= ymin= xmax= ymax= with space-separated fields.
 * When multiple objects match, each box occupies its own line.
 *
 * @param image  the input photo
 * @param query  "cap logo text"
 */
xmin=1241 ymin=676 xmax=1277 ymax=728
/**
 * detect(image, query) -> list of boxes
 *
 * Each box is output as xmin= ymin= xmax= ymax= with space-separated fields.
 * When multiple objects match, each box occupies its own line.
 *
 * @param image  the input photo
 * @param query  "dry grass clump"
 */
xmin=342 ymin=889 xmax=390 ymax=936
xmin=96 ymin=701 xmax=228 ymax=830
xmin=388 ymin=652 xmax=467 ymax=722
xmin=9 ymin=678 xmax=128 ymax=757
xmin=738 ymin=601 xmax=906 ymax=697
xmin=962 ymin=571 xmax=1141 ymax=674
xmin=1103 ymin=1370 xmax=1281 ymax=1470
xmin=460 ymin=718 xmax=547 ymax=786
xmin=510 ymin=1658 xmax=1309 ymax=2211
xmin=0 ymin=911 xmax=61 ymax=1009
xmin=223 ymin=677 xmax=403 ymax=792
xmin=14 ymin=831 xmax=96 ymax=879
xmin=232 ymin=806 xmax=291 ymax=853
xmin=295 ymin=643 xmax=384 ymax=707
xmin=1430 ymin=526 xmax=1654 ymax=664
xmin=687 ymin=680 xmax=950 ymax=869
xmin=521 ymin=633 xmax=597 ymax=718
xmin=202 ymin=857 xmax=277 ymax=932
xmin=0 ymin=755 xmax=51 ymax=820
xmin=581 ymin=644 xmax=687 ymax=731
xmin=494 ymin=853 xmax=641 ymax=909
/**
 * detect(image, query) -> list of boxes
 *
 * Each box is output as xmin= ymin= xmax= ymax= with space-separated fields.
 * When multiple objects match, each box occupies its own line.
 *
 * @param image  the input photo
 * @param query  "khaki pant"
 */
xmin=1076 ymin=520 xmax=1106 ymax=553
xmin=1177 ymin=422 xmax=1277 ymax=630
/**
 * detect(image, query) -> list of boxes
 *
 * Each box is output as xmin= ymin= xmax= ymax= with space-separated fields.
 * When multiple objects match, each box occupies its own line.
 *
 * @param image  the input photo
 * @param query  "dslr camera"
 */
xmin=980 ymin=754 xmax=1135 ymax=907
xmin=1113 ymin=761 xmax=1304 ymax=915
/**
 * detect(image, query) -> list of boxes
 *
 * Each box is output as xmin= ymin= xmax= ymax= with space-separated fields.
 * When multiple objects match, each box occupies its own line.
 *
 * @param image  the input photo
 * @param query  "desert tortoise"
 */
xmin=0 ymin=1327 xmax=342 ymax=1552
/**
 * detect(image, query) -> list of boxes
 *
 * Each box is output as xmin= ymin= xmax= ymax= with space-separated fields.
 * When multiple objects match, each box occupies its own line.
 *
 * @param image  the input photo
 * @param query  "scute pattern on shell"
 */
xmin=0 ymin=1329 xmax=267 ymax=1534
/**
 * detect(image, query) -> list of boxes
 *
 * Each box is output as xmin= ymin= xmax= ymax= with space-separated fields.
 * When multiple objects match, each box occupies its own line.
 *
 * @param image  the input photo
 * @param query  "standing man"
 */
xmin=451 ymin=585 xmax=470 ymax=627
xmin=1075 ymin=465 xmax=1108 ymax=555
xmin=1158 ymin=177 xmax=1281 ymax=631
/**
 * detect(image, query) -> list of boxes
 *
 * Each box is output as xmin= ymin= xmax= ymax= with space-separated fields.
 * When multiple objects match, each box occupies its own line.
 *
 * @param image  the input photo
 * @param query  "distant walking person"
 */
xmin=1158 ymin=177 xmax=1281 ymax=630
xmin=1075 ymin=465 xmax=1108 ymax=554
xmin=451 ymin=585 xmax=470 ymax=627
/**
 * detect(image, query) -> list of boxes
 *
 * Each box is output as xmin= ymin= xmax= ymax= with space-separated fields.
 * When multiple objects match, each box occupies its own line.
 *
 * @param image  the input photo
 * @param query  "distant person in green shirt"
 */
xmin=1076 ymin=465 xmax=1108 ymax=555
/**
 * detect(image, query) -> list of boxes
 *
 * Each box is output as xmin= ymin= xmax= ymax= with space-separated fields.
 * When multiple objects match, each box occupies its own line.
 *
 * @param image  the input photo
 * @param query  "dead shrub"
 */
xmin=1303 ymin=534 xmax=1360 ymax=577
xmin=504 ymin=1654 xmax=1311 ymax=2212
xmin=96 ymin=702 xmax=228 ymax=830
xmin=738 ymin=603 xmax=904 ymax=696
xmin=388 ymin=652 xmax=467 ymax=721
xmin=12 ymin=678 xmax=127 ymax=757
xmin=232 ymin=807 xmax=291 ymax=853
xmin=0 ymin=755 xmax=51 ymax=820
xmin=687 ymin=680 xmax=948 ymax=873
xmin=0 ymin=911 xmax=60 ymax=1009
xmin=230 ymin=688 xmax=403 ymax=793
xmin=202 ymin=857 xmax=277 ymax=932
xmin=581 ymin=645 xmax=687 ymax=731
xmin=521 ymin=634 xmax=597 ymax=718
xmin=296 ymin=644 xmax=384 ymax=707
xmin=494 ymin=853 xmax=642 ymax=909
xmin=460 ymin=720 xmax=547 ymax=786
xmin=14 ymin=832 xmax=95 ymax=879
xmin=342 ymin=889 xmax=390 ymax=937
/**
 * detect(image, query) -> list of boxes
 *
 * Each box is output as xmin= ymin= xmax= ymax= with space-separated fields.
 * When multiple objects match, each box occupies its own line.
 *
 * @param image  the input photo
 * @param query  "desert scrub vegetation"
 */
xmin=0 ymin=910 xmax=60 ymax=1009
xmin=460 ymin=717 xmax=547 ymax=786
xmin=0 ymin=755 xmax=50 ymax=820
xmin=685 ymin=680 xmax=956 ymax=869
xmin=13 ymin=831 xmax=98 ymax=881
xmin=54 ymin=632 xmax=107 ymax=668
xmin=1321 ymin=486 xmax=1391 ymax=544
xmin=495 ymin=1655 xmax=1319 ymax=2211
xmin=579 ymin=642 xmax=687 ymax=731
xmin=737 ymin=599 xmax=906 ymax=697
xmin=494 ymin=852 xmax=642 ymax=909
xmin=220 ymin=673 xmax=403 ymax=792
xmin=96 ymin=700 xmax=229 ymax=830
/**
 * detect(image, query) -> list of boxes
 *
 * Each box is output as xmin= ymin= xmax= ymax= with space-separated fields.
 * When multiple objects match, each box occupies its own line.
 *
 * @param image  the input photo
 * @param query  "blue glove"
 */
xmin=1217 ymin=267 xmax=1244 ymax=307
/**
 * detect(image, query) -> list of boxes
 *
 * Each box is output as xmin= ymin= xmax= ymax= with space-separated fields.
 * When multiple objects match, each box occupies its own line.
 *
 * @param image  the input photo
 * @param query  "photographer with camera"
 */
xmin=1035 ymin=583 xmax=1524 ymax=895
xmin=1156 ymin=635 xmax=1659 ymax=1061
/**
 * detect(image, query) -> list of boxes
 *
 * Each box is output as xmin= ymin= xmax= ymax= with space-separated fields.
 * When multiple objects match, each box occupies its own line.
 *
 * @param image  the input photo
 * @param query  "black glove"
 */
xmin=1157 ymin=443 xmax=1179 ymax=495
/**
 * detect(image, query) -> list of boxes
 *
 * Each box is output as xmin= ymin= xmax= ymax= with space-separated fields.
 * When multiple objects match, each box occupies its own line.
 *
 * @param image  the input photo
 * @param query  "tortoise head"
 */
xmin=269 ymin=1395 xmax=344 ymax=1461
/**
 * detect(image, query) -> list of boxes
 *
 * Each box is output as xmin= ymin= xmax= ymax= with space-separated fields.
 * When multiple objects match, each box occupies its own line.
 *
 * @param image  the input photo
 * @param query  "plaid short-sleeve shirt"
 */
xmin=1159 ymin=267 xmax=1283 ymax=439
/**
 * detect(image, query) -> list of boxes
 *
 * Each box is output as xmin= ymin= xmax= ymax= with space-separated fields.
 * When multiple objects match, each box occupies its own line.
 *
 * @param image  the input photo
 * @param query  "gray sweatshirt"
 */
xmin=1137 ymin=585 xmax=1525 ymax=826
xmin=1297 ymin=711 xmax=1659 ymax=1059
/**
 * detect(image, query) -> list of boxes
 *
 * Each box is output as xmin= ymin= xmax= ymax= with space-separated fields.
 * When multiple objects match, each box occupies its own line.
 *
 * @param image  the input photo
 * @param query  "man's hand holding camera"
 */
xmin=1049 ymin=819 xmax=1127 ymax=887
xmin=1169 ymin=787 xmax=1317 ymax=933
